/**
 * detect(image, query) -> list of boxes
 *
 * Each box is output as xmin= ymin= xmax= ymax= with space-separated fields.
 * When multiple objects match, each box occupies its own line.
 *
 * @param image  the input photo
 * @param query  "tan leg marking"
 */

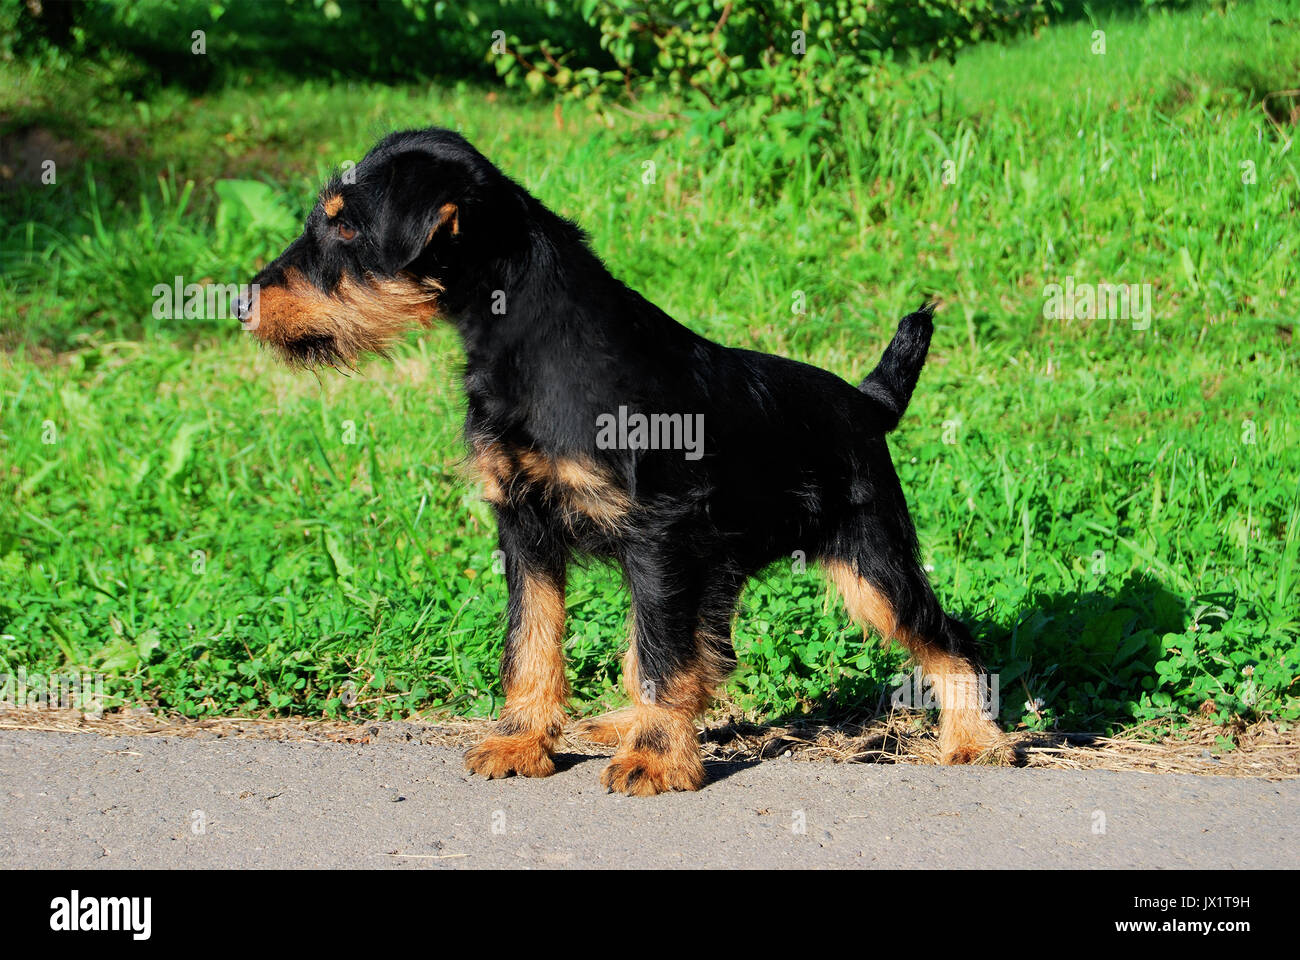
xmin=465 ymin=572 xmax=568 ymax=779
xmin=598 ymin=627 xmax=732 ymax=796
xmin=600 ymin=708 xmax=705 ymax=796
xmin=574 ymin=706 xmax=636 ymax=746
xmin=824 ymin=559 xmax=1005 ymax=764
xmin=574 ymin=643 xmax=639 ymax=746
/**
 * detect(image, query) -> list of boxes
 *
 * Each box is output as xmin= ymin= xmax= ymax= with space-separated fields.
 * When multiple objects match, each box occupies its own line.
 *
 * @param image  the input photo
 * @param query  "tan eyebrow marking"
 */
xmin=322 ymin=194 xmax=344 ymax=218
xmin=424 ymin=202 xmax=460 ymax=244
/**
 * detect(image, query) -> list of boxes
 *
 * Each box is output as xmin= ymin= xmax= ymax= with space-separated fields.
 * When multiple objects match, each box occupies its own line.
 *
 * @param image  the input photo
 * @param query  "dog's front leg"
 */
xmin=600 ymin=556 xmax=740 ymax=796
xmin=464 ymin=510 xmax=569 ymax=779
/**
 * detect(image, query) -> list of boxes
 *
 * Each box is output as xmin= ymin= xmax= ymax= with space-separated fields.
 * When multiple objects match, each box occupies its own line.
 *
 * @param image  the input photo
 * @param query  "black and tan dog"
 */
xmin=240 ymin=127 xmax=1004 ymax=795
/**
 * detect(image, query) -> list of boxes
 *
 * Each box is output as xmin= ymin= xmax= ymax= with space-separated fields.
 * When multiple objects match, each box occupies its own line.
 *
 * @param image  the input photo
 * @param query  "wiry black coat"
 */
xmin=247 ymin=127 xmax=996 ymax=792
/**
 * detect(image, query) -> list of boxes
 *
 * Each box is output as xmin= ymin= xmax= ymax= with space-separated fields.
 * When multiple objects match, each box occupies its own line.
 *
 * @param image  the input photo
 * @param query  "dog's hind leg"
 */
xmin=824 ymin=509 xmax=1005 ymax=764
xmin=465 ymin=509 xmax=570 ymax=779
xmin=599 ymin=554 xmax=742 ymax=795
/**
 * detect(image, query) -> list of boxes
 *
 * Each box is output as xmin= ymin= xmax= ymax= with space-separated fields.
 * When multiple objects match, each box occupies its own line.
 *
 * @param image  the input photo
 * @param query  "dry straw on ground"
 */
xmin=1 ymin=705 xmax=1295 ymax=779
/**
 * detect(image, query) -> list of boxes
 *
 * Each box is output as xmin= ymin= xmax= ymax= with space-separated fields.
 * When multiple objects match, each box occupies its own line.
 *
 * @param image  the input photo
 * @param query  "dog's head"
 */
xmin=240 ymin=127 xmax=505 ymax=367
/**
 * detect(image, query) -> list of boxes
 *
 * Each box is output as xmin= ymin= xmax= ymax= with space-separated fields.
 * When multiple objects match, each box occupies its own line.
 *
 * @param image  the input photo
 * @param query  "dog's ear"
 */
xmin=378 ymin=152 xmax=472 ymax=273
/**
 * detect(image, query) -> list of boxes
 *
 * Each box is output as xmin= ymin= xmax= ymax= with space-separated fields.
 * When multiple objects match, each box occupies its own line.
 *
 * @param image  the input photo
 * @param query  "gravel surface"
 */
xmin=2 ymin=730 xmax=1295 ymax=869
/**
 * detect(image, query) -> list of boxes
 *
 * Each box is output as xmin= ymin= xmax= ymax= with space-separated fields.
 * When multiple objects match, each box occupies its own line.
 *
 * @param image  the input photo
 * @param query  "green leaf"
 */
xmin=163 ymin=422 xmax=204 ymax=483
xmin=214 ymin=180 xmax=297 ymax=239
xmin=323 ymin=531 xmax=355 ymax=582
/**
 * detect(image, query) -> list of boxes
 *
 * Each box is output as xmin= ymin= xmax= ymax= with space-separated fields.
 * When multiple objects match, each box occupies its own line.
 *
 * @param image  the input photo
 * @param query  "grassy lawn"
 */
xmin=1 ymin=0 xmax=1297 ymax=744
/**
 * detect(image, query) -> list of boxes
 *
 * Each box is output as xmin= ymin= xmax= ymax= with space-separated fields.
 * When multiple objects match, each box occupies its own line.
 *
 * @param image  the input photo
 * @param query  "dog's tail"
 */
xmin=857 ymin=301 xmax=935 ymax=432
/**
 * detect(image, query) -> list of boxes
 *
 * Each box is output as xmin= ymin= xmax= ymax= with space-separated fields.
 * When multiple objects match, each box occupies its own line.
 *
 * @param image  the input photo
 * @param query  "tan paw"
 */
xmin=941 ymin=743 xmax=1003 ymax=765
xmin=573 ymin=708 xmax=636 ymax=746
xmin=939 ymin=714 xmax=1008 ymax=765
xmin=600 ymin=748 xmax=705 ymax=796
xmin=464 ymin=734 xmax=556 ymax=779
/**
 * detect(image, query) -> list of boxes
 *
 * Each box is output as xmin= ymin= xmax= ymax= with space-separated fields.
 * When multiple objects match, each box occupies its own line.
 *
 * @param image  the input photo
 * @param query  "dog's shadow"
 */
xmin=548 ymin=751 xmax=759 ymax=791
xmin=739 ymin=572 xmax=1192 ymax=765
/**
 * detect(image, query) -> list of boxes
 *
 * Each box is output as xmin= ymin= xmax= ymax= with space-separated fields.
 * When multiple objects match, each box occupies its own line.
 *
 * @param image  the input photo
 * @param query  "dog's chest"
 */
xmin=471 ymin=440 xmax=632 ymax=535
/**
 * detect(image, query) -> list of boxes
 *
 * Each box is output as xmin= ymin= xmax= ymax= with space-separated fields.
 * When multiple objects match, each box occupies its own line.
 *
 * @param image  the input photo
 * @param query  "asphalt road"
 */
xmin=1 ymin=730 xmax=1294 ymax=869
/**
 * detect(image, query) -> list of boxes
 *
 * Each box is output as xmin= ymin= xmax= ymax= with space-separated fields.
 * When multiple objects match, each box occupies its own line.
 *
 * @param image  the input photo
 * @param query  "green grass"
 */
xmin=1 ymin=0 xmax=1297 ymax=742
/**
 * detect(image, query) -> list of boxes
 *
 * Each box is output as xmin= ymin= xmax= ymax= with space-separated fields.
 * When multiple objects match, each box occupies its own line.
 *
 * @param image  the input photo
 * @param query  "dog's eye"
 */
xmin=336 ymin=223 xmax=357 ymax=241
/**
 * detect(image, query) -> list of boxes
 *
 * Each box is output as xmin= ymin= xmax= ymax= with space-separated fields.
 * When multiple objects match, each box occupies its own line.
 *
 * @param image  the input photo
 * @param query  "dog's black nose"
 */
xmin=235 ymin=293 xmax=253 ymax=324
